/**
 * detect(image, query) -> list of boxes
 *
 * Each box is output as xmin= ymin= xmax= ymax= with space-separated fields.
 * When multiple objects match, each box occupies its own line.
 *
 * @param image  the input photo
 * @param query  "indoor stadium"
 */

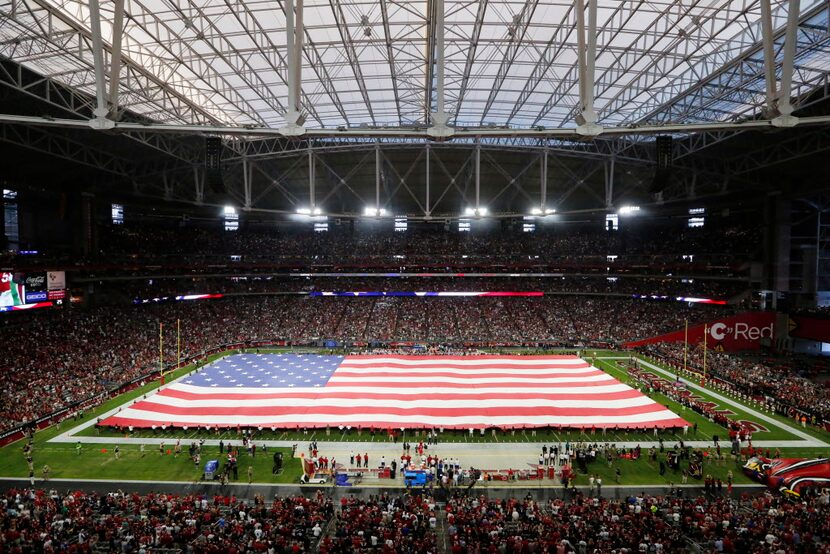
xmin=1 ymin=0 xmax=829 ymax=551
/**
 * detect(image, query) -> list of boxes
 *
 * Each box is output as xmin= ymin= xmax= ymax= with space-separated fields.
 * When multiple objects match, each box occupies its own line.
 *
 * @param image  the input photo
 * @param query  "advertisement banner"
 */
xmin=625 ymin=311 xmax=776 ymax=351
xmin=23 ymin=272 xmax=47 ymax=292
xmin=47 ymin=271 xmax=66 ymax=290
xmin=47 ymin=289 xmax=66 ymax=300
xmin=25 ymin=291 xmax=48 ymax=303
xmin=787 ymin=315 xmax=830 ymax=343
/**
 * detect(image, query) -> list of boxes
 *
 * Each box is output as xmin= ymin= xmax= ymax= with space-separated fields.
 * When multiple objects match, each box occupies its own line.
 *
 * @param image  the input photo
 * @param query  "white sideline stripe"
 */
xmin=636 ymin=358 xmax=829 ymax=447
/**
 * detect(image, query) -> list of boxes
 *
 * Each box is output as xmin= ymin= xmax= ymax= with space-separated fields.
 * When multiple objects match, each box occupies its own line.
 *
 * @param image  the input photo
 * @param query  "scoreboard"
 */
xmin=0 ymin=270 xmax=66 ymax=312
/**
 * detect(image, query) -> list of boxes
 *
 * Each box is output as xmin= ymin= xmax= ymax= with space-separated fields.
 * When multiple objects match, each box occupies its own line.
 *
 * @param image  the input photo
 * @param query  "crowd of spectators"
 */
xmin=324 ymin=494 xmax=438 ymax=552
xmin=1 ymin=487 xmax=828 ymax=553
xmin=446 ymin=489 xmax=830 ymax=553
xmin=6 ymin=221 xmax=760 ymax=274
xmin=95 ymin=223 xmax=760 ymax=263
xmin=0 ymin=488 xmax=333 ymax=552
xmin=0 ymin=296 xmax=732 ymax=433
xmin=642 ymin=343 xmax=830 ymax=424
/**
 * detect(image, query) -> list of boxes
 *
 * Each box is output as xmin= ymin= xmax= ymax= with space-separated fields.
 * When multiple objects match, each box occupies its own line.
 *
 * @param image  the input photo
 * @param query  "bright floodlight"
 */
xmin=299 ymin=207 xmax=323 ymax=216
xmin=618 ymin=205 xmax=640 ymax=215
xmin=465 ymin=206 xmax=488 ymax=216
xmin=223 ymin=205 xmax=236 ymax=215
xmin=531 ymin=207 xmax=556 ymax=216
xmin=364 ymin=207 xmax=388 ymax=217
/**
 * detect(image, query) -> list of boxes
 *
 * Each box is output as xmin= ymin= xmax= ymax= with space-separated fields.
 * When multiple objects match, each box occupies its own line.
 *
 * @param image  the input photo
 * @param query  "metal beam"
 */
xmin=308 ymin=146 xmax=315 ymax=209
xmin=107 ymin=0 xmax=125 ymax=119
xmin=0 ymin=122 xmax=132 ymax=175
xmin=375 ymin=142 xmax=381 ymax=210
xmin=378 ymin=0 xmax=403 ymax=126
xmin=475 ymin=141 xmax=480 ymax=211
xmin=759 ymin=0 xmax=777 ymax=114
xmin=540 ymin=148 xmax=547 ymax=210
xmin=283 ymin=0 xmax=303 ymax=132
xmin=479 ymin=0 xmax=540 ymax=125
xmin=777 ymin=0 xmax=800 ymax=119
xmin=329 ymin=0 xmax=376 ymax=126
xmin=242 ymin=156 xmax=252 ymax=210
xmin=425 ymin=143 xmax=430 ymax=216
xmin=85 ymin=0 xmax=110 ymax=125
xmin=453 ymin=0 xmax=488 ymax=124
xmin=584 ymin=0 xmax=597 ymax=114
xmin=193 ymin=165 xmax=205 ymax=204
xmin=605 ymin=157 xmax=614 ymax=209
xmin=3 ymin=111 xmax=830 ymax=138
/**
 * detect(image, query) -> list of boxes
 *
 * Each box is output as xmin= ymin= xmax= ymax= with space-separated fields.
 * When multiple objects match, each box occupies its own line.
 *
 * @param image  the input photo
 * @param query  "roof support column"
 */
xmin=375 ymin=142 xmax=381 ymax=210
xmin=428 ymin=0 xmax=454 ymax=138
xmin=108 ymin=0 xmax=125 ymax=119
xmin=776 ymin=0 xmax=800 ymax=121
xmin=282 ymin=0 xmax=306 ymax=135
xmin=243 ymin=156 xmax=252 ymax=210
xmin=194 ymin=166 xmax=205 ymax=205
xmin=575 ymin=0 xmax=601 ymax=136
xmin=308 ymin=146 xmax=316 ymax=210
xmin=87 ymin=0 xmax=114 ymax=129
xmin=425 ymin=144 xmax=431 ymax=217
xmin=475 ymin=141 xmax=481 ymax=212
xmin=604 ymin=156 xmax=615 ymax=209
xmin=759 ymin=0 xmax=778 ymax=114
xmin=540 ymin=148 xmax=547 ymax=211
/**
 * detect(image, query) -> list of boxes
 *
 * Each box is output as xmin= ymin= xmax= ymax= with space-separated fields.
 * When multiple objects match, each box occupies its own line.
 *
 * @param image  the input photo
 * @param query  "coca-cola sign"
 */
xmin=625 ymin=312 xmax=776 ymax=351
xmin=23 ymin=273 xmax=47 ymax=292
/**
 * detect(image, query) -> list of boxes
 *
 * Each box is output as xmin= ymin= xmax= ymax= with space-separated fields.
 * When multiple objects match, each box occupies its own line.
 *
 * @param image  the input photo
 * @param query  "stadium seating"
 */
xmin=0 ymin=488 xmax=826 ymax=553
xmin=642 ymin=343 xmax=830 ymax=423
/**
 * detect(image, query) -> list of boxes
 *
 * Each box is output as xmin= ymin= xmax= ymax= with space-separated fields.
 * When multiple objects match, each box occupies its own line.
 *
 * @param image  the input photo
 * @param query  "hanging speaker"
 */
xmin=656 ymin=135 xmax=672 ymax=171
xmin=650 ymin=136 xmax=673 ymax=193
xmin=205 ymin=137 xmax=222 ymax=171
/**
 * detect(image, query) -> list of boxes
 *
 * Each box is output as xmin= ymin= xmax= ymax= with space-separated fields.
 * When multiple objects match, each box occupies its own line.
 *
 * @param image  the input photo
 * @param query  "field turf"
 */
xmin=0 ymin=349 xmax=827 ymax=488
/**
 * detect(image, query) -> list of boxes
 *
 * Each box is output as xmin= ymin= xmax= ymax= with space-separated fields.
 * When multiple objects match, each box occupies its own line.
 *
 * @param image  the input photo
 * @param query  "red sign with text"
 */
xmin=625 ymin=311 xmax=776 ymax=351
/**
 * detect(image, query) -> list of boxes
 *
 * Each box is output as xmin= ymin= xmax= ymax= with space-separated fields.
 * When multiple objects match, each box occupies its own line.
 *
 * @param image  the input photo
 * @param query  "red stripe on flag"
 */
xmin=100 ymin=415 xmax=689 ymax=430
xmin=128 ymin=401 xmax=673 ymax=418
xmin=155 ymin=388 xmax=644 ymax=402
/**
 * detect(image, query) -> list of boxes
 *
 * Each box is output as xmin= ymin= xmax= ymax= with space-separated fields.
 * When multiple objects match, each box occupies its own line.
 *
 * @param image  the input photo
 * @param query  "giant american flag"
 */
xmin=101 ymin=353 xmax=687 ymax=429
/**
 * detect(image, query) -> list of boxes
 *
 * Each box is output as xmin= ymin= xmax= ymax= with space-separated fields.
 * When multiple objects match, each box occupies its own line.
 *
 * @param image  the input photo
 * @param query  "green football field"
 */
xmin=0 ymin=349 xmax=827 ymax=488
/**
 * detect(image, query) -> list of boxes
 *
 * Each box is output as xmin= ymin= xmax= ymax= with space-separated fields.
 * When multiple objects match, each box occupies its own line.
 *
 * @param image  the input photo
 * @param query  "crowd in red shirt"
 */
xmin=446 ymin=490 xmax=830 ymax=553
xmin=1 ymin=485 xmax=829 ymax=553
xmin=0 ymin=488 xmax=333 ymax=553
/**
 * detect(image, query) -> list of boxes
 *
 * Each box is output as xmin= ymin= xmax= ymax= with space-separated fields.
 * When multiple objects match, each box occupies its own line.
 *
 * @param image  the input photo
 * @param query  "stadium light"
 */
xmin=364 ymin=206 xmax=388 ymax=217
xmin=223 ymin=205 xmax=236 ymax=215
xmin=530 ymin=207 xmax=556 ymax=216
xmin=618 ymin=205 xmax=640 ymax=215
xmin=297 ymin=206 xmax=323 ymax=216
xmin=464 ymin=206 xmax=488 ymax=217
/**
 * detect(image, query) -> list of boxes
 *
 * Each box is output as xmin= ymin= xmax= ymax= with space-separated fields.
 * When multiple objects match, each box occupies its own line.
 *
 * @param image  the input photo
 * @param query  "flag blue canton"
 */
xmin=183 ymin=353 xmax=344 ymax=388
